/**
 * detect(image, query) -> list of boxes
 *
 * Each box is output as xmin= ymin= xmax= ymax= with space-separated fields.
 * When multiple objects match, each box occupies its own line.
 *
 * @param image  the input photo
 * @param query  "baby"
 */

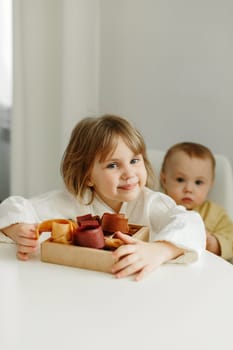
xmin=160 ymin=142 xmax=233 ymax=261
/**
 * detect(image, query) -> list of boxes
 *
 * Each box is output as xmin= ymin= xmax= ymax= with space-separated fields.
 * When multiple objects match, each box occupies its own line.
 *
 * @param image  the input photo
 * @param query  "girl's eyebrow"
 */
xmin=99 ymin=157 xmax=120 ymax=165
xmin=104 ymin=157 xmax=119 ymax=162
xmin=105 ymin=154 xmax=141 ymax=162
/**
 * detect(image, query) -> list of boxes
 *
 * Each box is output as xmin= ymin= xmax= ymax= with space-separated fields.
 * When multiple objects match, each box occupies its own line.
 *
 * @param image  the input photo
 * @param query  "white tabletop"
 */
xmin=1 ymin=241 xmax=233 ymax=350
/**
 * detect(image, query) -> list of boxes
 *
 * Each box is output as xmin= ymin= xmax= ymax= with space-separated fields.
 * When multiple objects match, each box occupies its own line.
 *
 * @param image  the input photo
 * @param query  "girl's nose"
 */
xmin=121 ymin=165 xmax=134 ymax=179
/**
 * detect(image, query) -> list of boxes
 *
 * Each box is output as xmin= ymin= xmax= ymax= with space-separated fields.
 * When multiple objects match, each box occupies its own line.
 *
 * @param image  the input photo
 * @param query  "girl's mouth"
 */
xmin=118 ymin=183 xmax=137 ymax=191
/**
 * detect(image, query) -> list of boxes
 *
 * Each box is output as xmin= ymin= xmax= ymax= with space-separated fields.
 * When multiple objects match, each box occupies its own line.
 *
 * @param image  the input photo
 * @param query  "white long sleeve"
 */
xmin=122 ymin=188 xmax=206 ymax=263
xmin=0 ymin=188 xmax=206 ymax=262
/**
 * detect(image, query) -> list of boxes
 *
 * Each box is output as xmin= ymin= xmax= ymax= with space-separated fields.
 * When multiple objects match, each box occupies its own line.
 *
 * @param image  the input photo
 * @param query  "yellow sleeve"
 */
xmin=212 ymin=212 xmax=233 ymax=261
xmin=196 ymin=201 xmax=233 ymax=261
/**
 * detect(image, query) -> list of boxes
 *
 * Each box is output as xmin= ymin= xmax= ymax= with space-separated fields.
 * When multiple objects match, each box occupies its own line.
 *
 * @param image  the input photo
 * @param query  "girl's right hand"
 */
xmin=2 ymin=223 xmax=38 ymax=260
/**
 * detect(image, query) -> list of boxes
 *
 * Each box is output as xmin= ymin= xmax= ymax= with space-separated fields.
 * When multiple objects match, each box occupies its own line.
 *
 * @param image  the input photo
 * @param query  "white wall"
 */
xmin=11 ymin=0 xmax=233 ymax=197
xmin=99 ymin=0 xmax=233 ymax=164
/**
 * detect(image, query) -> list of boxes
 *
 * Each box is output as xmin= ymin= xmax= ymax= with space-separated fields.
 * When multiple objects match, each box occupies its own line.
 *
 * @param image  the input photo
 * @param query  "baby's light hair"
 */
xmin=61 ymin=114 xmax=157 ymax=203
xmin=161 ymin=142 xmax=216 ymax=176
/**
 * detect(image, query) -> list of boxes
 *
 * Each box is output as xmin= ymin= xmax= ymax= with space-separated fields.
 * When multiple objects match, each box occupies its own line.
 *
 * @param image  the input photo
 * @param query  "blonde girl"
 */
xmin=0 ymin=115 xmax=205 ymax=280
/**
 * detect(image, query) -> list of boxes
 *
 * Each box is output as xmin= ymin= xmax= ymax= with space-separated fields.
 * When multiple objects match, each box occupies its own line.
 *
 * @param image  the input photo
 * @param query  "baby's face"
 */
xmin=161 ymin=151 xmax=214 ymax=210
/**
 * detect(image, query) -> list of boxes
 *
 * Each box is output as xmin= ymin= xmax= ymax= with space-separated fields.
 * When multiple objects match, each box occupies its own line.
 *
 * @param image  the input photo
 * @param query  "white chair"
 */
xmin=147 ymin=149 xmax=233 ymax=220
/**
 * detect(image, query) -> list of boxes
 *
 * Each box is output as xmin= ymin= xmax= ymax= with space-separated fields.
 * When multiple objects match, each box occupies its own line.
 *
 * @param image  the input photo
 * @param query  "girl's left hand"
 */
xmin=111 ymin=232 xmax=184 ymax=281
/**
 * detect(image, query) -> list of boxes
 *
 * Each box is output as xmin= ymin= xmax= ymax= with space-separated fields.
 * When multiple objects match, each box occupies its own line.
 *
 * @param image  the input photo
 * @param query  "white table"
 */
xmin=1 ymin=241 xmax=233 ymax=350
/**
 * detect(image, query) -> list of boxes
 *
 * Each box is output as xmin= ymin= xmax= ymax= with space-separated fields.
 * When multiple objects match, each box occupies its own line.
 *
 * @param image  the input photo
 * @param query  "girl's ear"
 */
xmin=160 ymin=172 xmax=166 ymax=188
xmin=87 ymin=178 xmax=94 ymax=187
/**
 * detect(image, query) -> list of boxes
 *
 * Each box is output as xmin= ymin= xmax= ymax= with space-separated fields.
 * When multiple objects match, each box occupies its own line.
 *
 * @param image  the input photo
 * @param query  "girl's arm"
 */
xmin=148 ymin=194 xmax=206 ymax=263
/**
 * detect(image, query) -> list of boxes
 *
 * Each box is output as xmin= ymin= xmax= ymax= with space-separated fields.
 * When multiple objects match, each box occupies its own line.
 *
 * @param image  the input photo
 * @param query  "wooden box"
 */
xmin=40 ymin=225 xmax=149 ymax=273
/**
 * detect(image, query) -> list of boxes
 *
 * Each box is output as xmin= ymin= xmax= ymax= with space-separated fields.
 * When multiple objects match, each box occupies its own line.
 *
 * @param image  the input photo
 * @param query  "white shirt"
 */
xmin=0 ymin=187 xmax=206 ymax=263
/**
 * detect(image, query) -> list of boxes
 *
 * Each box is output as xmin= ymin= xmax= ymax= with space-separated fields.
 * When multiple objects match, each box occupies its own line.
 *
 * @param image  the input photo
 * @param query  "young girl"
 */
xmin=0 ymin=115 xmax=205 ymax=280
xmin=160 ymin=142 xmax=233 ymax=261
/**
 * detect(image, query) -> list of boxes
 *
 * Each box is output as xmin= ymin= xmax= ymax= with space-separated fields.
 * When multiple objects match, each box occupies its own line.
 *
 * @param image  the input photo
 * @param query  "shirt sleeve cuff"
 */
xmin=0 ymin=231 xmax=14 ymax=243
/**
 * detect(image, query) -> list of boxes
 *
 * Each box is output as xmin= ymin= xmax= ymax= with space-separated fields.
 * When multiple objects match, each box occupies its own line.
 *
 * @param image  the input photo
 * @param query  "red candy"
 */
xmin=73 ymin=215 xmax=104 ymax=249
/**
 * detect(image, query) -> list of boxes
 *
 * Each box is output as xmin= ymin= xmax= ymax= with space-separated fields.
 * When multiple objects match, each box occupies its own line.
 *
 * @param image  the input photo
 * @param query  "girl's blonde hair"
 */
xmin=61 ymin=114 xmax=157 ymax=203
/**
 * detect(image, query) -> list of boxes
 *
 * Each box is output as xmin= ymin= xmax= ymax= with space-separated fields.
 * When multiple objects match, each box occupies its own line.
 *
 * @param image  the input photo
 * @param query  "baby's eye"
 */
xmin=195 ymin=180 xmax=203 ymax=185
xmin=130 ymin=158 xmax=140 ymax=164
xmin=106 ymin=162 xmax=118 ymax=169
xmin=176 ymin=177 xmax=184 ymax=183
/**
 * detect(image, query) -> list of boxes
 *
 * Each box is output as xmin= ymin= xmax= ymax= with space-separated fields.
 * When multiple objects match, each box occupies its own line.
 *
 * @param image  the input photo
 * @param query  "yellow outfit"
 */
xmin=195 ymin=200 xmax=233 ymax=261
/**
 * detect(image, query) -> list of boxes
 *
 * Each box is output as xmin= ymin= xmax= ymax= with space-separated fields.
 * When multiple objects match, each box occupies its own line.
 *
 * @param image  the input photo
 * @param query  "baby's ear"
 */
xmin=210 ymin=177 xmax=215 ymax=189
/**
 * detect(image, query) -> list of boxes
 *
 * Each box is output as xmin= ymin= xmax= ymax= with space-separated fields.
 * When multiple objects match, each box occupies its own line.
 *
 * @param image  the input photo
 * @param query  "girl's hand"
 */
xmin=111 ymin=232 xmax=185 ymax=281
xmin=2 ymin=223 xmax=38 ymax=260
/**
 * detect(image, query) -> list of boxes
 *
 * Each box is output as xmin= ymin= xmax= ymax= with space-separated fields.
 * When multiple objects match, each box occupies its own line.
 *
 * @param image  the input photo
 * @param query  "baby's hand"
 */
xmin=2 ymin=223 xmax=38 ymax=260
xmin=111 ymin=232 xmax=184 ymax=281
xmin=206 ymin=230 xmax=221 ymax=255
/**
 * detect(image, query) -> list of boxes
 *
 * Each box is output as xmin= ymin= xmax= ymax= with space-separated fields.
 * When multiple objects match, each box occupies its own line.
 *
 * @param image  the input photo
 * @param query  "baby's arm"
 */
xmin=203 ymin=204 xmax=233 ymax=260
xmin=111 ymin=232 xmax=184 ymax=281
xmin=206 ymin=231 xmax=221 ymax=256
xmin=2 ymin=223 xmax=38 ymax=260
xmin=206 ymin=224 xmax=233 ymax=261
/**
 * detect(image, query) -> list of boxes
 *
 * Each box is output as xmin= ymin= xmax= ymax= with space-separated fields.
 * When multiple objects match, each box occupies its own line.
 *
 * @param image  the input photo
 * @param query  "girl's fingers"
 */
xmin=17 ymin=251 xmax=30 ymax=261
xmin=17 ymin=237 xmax=38 ymax=247
xmin=17 ymin=243 xmax=38 ymax=254
xmin=112 ymin=232 xmax=139 ymax=260
xmin=134 ymin=265 xmax=155 ymax=281
xmin=17 ymin=240 xmax=38 ymax=260
xmin=114 ymin=260 xmax=144 ymax=279
xmin=19 ymin=226 xmax=38 ymax=239
xmin=112 ymin=249 xmax=139 ymax=273
xmin=112 ymin=243 xmax=136 ymax=260
xmin=114 ymin=231 xmax=136 ymax=244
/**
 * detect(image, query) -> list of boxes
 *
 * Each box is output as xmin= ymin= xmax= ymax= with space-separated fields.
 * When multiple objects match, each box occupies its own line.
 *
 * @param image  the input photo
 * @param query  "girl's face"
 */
xmin=88 ymin=137 xmax=147 ymax=212
xmin=161 ymin=151 xmax=214 ymax=210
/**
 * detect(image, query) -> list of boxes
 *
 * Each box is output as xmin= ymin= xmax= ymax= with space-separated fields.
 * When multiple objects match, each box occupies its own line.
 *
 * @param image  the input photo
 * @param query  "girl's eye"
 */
xmin=195 ymin=180 xmax=203 ymax=185
xmin=106 ymin=162 xmax=118 ymax=169
xmin=176 ymin=177 xmax=184 ymax=183
xmin=130 ymin=158 xmax=139 ymax=164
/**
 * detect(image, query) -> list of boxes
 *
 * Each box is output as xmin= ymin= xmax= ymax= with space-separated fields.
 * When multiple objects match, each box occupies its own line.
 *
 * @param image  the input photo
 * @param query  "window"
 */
xmin=0 ymin=0 xmax=12 ymax=200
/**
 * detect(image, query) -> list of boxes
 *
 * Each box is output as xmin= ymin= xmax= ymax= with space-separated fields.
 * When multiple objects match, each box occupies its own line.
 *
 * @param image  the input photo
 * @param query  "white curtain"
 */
xmin=0 ymin=0 xmax=12 ymax=109
xmin=0 ymin=0 xmax=12 ymax=200
xmin=11 ymin=0 xmax=99 ymax=197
